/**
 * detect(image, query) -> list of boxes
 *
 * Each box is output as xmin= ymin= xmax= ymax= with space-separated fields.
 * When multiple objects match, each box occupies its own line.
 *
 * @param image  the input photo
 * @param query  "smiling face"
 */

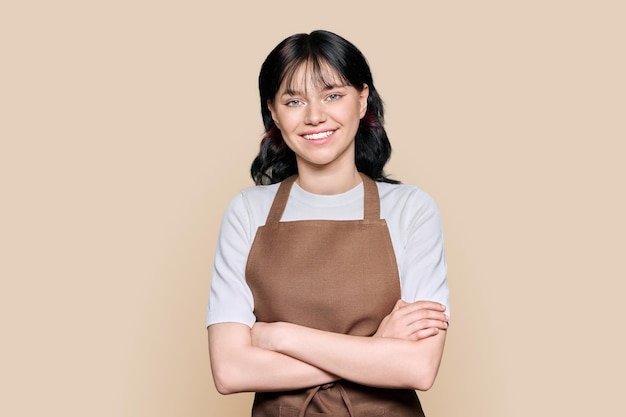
xmin=268 ymin=62 xmax=369 ymax=177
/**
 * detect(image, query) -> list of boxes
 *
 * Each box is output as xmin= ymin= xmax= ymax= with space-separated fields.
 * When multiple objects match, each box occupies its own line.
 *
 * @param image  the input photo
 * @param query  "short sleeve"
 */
xmin=206 ymin=193 xmax=257 ymax=328
xmin=399 ymin=190 xmax=450 ymax=316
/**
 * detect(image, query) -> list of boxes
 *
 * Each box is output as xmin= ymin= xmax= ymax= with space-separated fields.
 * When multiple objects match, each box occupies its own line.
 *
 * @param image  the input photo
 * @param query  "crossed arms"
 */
xmin=208 ymin=299 xmax=448 ymax=394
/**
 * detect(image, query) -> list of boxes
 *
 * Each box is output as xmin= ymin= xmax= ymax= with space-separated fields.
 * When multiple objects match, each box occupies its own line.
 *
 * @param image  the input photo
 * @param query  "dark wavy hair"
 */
xmin=251 ymin=30 xmax=399 ymax=185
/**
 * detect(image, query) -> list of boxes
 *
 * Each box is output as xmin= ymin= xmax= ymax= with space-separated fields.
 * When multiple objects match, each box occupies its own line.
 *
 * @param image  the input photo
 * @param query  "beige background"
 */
xmin=1 ymin=1 xmax=624 ymax=416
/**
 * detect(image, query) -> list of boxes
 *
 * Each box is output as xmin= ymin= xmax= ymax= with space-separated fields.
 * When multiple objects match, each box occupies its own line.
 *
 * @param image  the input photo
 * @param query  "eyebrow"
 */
xmin=282 ymin=84 xmax=347 ymax=97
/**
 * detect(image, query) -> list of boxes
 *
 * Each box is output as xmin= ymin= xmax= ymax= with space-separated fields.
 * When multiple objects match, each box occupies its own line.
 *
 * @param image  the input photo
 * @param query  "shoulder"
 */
xmin=225 ymin=183 xmax=280 ymax=213
xmin=220 ymin=183 xmax=280 ymax=231
xmin=377 ymin=182 xmax=440 ymax=219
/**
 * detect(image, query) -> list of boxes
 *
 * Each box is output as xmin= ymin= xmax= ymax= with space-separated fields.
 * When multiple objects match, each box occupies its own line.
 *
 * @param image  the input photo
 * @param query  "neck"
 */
xmin=296 ymin=165 xmax=362 ymax=195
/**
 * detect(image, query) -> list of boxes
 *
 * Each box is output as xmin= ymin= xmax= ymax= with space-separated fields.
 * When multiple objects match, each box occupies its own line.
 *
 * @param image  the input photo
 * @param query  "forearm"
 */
xmin=261 ymin=322 xmax=446 ymax=391
xmin=208 ymin=323 xmax=337 ymax=394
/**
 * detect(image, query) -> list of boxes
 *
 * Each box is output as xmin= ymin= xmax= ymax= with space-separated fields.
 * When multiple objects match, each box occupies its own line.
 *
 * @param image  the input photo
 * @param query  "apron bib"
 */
xmin=246 ymin=174 xmax=425 ymax=417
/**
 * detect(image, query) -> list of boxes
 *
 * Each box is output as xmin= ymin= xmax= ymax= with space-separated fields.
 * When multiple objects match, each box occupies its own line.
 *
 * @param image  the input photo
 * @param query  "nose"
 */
xmin=304 ymin=102 xmax=326 ymax=125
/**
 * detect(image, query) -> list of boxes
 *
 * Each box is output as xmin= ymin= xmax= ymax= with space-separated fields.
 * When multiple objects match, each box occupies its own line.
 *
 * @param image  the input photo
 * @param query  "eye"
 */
xmin=286 ymin=99 xmax=304 ymax=107
xmin=326 ymin=93 xmax=341 ymax=102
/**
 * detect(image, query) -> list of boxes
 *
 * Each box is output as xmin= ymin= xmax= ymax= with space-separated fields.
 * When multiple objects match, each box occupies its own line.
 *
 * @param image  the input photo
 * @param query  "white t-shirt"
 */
xmin=206 ymin=180 xmax=449 ymax=328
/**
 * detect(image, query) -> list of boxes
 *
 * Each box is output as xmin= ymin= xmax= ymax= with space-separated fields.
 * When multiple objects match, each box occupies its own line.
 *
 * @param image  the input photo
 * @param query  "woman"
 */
xmin=207 ymin=30 xmax=450 ymax=417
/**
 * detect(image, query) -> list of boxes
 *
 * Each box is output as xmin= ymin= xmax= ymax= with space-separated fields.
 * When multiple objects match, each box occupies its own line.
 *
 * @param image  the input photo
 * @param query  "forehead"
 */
xmin=279 ymin=60 xmax=349 ymax=93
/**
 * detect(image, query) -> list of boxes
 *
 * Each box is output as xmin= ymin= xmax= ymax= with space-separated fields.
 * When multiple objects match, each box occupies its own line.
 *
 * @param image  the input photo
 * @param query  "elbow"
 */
xmin=408 ymin=360 xmax=441 ymax=391
xmin=208 ymin=323 xmax=256 ymax=395
xmin=211 ymin=363 xmax=247 ymax=395
xmin=214 ymin=383 xmax=238 ymax=396
xmin=412 ymin=374 xmax=436 ymax=392
xmin=213 ymin=377 xmax=236 ymax=395
xmin=406 ymin=332 xmax=446 ymax=391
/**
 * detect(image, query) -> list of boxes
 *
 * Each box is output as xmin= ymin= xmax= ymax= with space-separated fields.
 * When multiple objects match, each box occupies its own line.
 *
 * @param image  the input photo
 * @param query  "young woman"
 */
xmin=207 ymin=30 xmax=450 ymax=417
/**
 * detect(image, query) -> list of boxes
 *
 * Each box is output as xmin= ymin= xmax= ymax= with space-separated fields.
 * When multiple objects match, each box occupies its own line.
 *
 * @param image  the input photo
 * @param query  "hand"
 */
xmin=374 ymin=299 xmax=449 ymax=341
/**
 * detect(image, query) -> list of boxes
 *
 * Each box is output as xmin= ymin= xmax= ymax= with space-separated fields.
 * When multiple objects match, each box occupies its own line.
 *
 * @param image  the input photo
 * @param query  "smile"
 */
xmin=302 ymin=130 xmax=335 ymax=140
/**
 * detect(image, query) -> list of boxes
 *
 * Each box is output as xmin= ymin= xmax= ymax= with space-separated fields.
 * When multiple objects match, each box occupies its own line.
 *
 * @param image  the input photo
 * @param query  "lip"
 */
xmin=301 ymin=129 xmax=337 ymax=141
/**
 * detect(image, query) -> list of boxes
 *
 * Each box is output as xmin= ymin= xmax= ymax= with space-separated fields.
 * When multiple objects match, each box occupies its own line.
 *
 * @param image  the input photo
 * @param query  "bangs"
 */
xmin=280 ymin=57 xmax=350 ymax=95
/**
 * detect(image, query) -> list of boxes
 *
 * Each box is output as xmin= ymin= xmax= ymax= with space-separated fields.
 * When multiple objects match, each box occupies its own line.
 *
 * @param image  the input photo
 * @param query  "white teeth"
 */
xmin=303 ymin=130 xmax=334 ymax=140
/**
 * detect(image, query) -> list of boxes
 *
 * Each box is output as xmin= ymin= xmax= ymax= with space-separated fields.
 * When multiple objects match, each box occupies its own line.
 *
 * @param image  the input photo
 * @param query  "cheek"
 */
xmin=273 ymin=118 xmax=295 ymax=144
xmin=272 ymin=109 xmax=286 ymax=126
xmin=274 ymin=117 xmax=289 ymax=136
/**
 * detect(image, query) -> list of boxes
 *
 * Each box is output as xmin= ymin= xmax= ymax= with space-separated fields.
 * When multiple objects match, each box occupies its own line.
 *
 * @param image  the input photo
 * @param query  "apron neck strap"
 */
xmin=360 ymin=172 xmax=380 ymax=220
xmin=265 ymin=173 xmax=380 ymax=224
xmin=265 ymin=175 xmax=297 ymax=224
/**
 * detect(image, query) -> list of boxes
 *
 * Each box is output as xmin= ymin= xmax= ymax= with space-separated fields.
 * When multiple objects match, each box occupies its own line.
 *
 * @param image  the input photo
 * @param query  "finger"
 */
xmin=397 ymin=301 xmax=446 ymax=314
xmin=412 ymin=327 xmax=441 ymax=341
xmin=399 ymin=308 xmax=449 ymax=325
xmin=406 ymin=319 xmax=449 ymax=335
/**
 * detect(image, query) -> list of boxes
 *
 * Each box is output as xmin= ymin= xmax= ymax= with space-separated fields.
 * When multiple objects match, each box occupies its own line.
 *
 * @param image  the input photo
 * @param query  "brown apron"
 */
xmin=246 ymin=173 xmax=425 ymax=417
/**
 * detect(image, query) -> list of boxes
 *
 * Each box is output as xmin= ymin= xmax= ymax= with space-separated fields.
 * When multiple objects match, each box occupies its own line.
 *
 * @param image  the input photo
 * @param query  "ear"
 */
xmin=359 ymin=84 xmax=369 ymax=119
xmin=267 ymin=99 xmax=279 ymax=125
